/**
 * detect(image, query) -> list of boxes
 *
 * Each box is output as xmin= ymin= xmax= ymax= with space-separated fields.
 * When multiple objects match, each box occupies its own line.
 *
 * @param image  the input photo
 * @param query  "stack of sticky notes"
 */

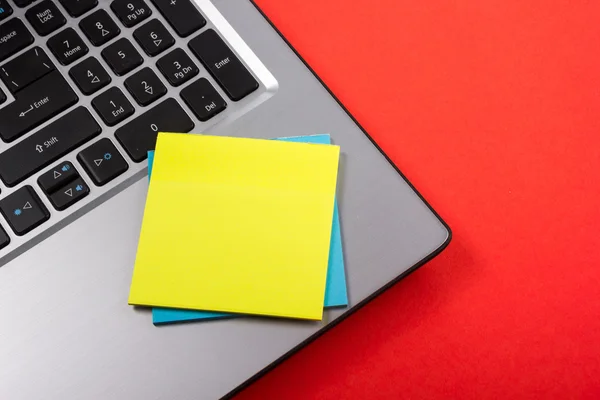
xmin=128 ymin=132 xmax=348 ymax=323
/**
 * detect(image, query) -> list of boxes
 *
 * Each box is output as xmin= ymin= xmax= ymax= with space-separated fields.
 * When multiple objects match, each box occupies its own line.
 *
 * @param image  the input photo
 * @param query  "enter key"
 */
xmin=0 ymin=70 xmax=78 ymax=143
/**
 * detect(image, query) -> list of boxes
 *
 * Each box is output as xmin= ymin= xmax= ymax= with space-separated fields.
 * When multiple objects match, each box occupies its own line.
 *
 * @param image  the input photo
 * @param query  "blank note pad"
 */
xmin=150 ymin=134 xmax=348 ymax=325
xmin=128 ymin=133 xmax=340 ymax=320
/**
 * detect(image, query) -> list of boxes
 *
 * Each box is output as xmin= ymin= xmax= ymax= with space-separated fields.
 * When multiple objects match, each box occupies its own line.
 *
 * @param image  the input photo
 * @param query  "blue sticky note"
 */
xmin=149 ymin=134 xmax=348 ymax=324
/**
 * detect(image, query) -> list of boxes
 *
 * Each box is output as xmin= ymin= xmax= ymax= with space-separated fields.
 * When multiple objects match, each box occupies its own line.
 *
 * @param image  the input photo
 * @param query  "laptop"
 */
xmin=0 ymin=0 xmax=451 ymax=398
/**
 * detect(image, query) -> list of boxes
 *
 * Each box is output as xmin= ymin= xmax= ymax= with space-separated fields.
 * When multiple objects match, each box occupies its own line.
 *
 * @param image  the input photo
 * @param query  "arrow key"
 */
xmin=49 ymin=177 xmax=89 ymax=211
xmin=78 ymin=138 xmax=128 ymax=186
xmin=37 ymin=161 xmax=78 ymax=194
xmin=133 ymin=19 xmax=174 ymax=57
xmin=0 ymin=186 xmax=50 ymax=236
xmin=124 ymin=67 xmax=167 ymax=106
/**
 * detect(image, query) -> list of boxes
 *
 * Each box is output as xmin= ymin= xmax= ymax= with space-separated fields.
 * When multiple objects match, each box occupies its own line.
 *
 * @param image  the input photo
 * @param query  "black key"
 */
xmin=0 ymin=0 xmax=13 ymax=23
xmin=78 ymin=138 xmax=128 ymax=186
xmin=37 ymin=161 xmax=78 ymax=194
xmin=59 ymin=0 xmax=97 ymax=17
xmin=101 ymin=38 xmax=142 ymax=76
xmin=0 ymin=70 xmax=78 ymax=143
xmin=115 ymin=98 xmax=194 ymax=162
xmin=0 ymin=107 xmax=101 ymax=187
xmin=48 ymin=176 xmax=89 ymax=210
xmin=111 ymin=0 xmax=151 ymax=28
xmin=13 ymin=0 xmax=34 ymax=8
xmin=189 ymin=29 xmax=259 ymax=101
xmin=92 ymin=87 xmax=134 ymax=126
xmin=26 ymin=1 xmax=66 ymax=36
xmin=181 ymin=78 xmax=226 ymax=122
xmin=124 ymin=67 xmax=166 ymax=106
xmin=0 ymin=87 xmax=5 ymax=105
xmin=150 ymin=0 xmax=205 ymax=38
xmin=0 ymin=46 xmax=54 ymax=94
xmin=0 ymin=224 xmax=9 ymax=250
xmin=133 ymin=19 xmax=174 ymax=57
xmin=47 ymin=28 xmax=88 ymax=66
xmin=79 ymin=9 xmax=120 ymax=47
xmin=69 ymin=57 xmax=111 ymax=95
xmin=0 ymin=19 xmax=34 ymax=63
xmin=0 ymin=186 xmax=50 ymax=236
xmin=157 ymin=48 xmax=198 ymax=87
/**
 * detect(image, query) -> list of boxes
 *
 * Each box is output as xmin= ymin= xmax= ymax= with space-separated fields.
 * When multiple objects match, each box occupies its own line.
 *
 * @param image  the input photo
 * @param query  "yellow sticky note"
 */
xmin=128 ymin=133 xmax=340 ymax=320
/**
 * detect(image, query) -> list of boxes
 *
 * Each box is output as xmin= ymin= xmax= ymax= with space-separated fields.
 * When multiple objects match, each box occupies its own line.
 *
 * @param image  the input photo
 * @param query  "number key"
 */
xmin=111 ymin=0 xmax=151 ymax=28
xmin=92 ymin=87 xmax=135 ymax=126
xmin=79 ymin=9 xmax=120 ymax=47
xmin=47 ymin=28 xmax=89 ymax=65
xmin=101 ymin=38 xmax=143 ymax=76
xmin=69 ymin=57 xmax=111 ymax=95
xmin=124 ymin=67 xmax=167 ymax=106
xmin=133 ymin=19 xmax=174 ymax=57
xmin=115 ymin=98 xmax=194 ymax=162
xmin=157 ymin=48 xmax=198 ymax=87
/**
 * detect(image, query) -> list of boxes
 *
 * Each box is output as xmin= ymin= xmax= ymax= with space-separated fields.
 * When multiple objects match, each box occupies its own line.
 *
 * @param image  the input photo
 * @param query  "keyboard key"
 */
xmin=59 ymin=0 xmax=97 ymax=17
xmin=13 ymin=0 xmax=34 ymax=8
xmin=78 ymin=138 xmax=128 ymax=186
xmin=156 ymin=48 xmax=198 ymax=87
xmin=115 ymin=98 xmax=194 ymax=162
xmin=0 ymin=224 xmax=9 ymax=250
xmin=38 ymin=161 xmax=78 ymax=194
xmin=0 ymin=70 xmax=78 ymax=143
xmin=0 ymin=107 xmax=101 ymax=187
xmin=101 ymin=38 xmax=142 ymax=76
xmin=0 ymin=87 xmax=5 ymax=105
xmin=0 ymin=186 xmax=50 ymax=236
xmin=79 ymin=9 xmax=120 ymax=47
xmin=111 ymin=0 xmax=151 ymax=28
xmin=0 ymin=0 xmax=13 ymax=23
xmin=69 ymin=57 xmax=111 ymax=95
xmin=26 ymin=1 xmax=66 ymax=36
xmin=0 ymin=18 xmax=34 ymax=63
xmin=124 ymin=67 xmax=166 ymax=106
xmin=91 ymin=86 xmax=134 ymax=126
xmin=47 ymin=28 xmax=88 ymax=65
xmin=0 ymin=46 xmax=54 ymax=94
xmin=189 ymin=29 xmax=259 ymax=101
xmin=150 ymin=0 xmax=205 ymax=38
xmin=48 ymin=176 xmax=89 ymax=210
xmin=181 ymin=78 xmax=226 ymax=122
xmin=133 ymin=18 xmax=174 ymax=57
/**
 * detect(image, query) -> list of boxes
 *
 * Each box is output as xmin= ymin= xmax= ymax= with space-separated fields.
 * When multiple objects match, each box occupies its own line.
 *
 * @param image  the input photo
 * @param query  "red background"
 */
xmin=235 ymin=1 xmax=600 ymax=398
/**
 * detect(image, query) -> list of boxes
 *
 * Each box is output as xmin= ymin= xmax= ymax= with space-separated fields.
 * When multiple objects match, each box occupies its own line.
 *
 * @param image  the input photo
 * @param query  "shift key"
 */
xmin=0 ymin=107 xmax=101 ymax=187
xmin=0 ymin=70 xmax=78 ymax=143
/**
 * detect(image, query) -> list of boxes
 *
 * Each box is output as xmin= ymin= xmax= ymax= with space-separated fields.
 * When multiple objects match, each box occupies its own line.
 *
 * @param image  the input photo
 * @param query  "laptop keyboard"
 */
xmin=0 ymin=0 xmax=274 ymax=261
